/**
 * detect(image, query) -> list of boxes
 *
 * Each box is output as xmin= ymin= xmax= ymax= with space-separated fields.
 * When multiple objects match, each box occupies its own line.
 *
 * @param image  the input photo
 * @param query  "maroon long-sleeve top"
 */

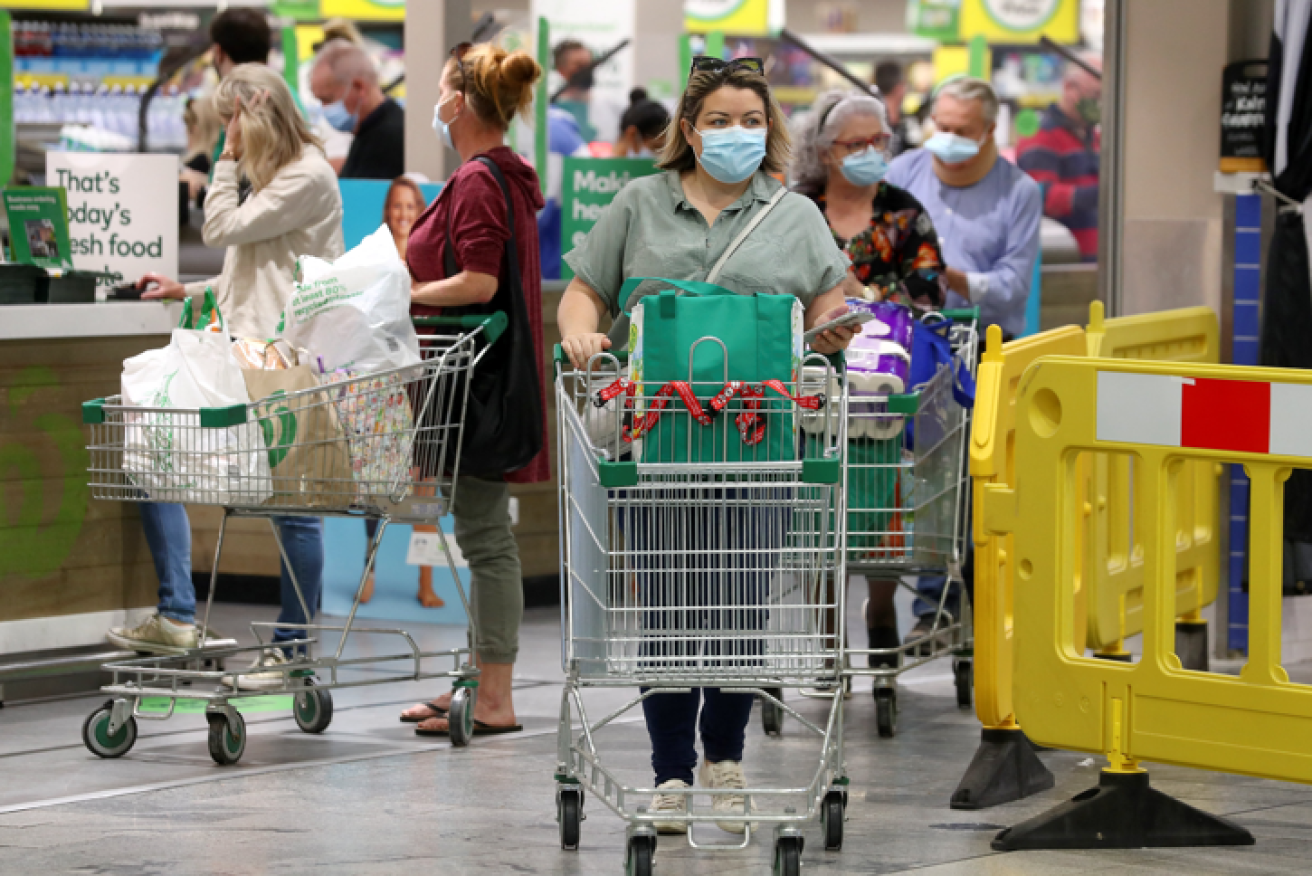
xmin=407 ymin=146 xmax=549 ymax=485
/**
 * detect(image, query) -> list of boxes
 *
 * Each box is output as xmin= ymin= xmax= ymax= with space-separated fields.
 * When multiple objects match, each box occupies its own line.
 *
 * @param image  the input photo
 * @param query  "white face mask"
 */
xmin=432 ymin=93 xmax=461 ymax=150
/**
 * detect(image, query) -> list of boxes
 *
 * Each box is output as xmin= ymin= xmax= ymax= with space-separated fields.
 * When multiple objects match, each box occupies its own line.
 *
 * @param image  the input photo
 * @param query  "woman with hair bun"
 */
xmin=614 ymin=87 xmax=670 ymax=157
xmin=398 ymin=43 xmax=548 ymax=738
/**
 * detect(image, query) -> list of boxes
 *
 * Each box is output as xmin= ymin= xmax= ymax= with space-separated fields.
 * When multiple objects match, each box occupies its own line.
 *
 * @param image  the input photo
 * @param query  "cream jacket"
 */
xmin=185 ymin=145 xmax=345 ymax=338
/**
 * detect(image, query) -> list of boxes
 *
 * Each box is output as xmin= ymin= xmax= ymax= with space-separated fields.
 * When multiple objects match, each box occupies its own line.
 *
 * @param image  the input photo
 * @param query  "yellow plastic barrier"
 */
xmin=950 ymin=323 xmax=1087 ymax=810
xmin=987 ymin=357 xmax=1305 ymax=850
xmin=1083 ymin=303 xmax=1221 ymax=663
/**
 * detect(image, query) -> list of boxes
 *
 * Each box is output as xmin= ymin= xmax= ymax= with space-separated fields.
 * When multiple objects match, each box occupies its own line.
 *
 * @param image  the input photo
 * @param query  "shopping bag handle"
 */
xmin=617 ymin=277 xmax=739 ymax=316
xmin=412 ymin=312 xmax=508 ymax=345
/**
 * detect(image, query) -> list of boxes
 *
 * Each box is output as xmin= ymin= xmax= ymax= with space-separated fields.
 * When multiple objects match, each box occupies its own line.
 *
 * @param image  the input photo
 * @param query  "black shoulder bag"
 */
xmin=440 ymin=155 xmax=544 ymax=478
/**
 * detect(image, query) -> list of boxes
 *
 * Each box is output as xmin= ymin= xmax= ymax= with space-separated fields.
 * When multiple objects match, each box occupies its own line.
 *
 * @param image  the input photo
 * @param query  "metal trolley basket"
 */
xmin=77 ymin=314 xmax=504 ymax=764
xmin=554 ymin=342 xmax=850 ymax=876
xmin=836 ymin=309 xmax=979 ymax=738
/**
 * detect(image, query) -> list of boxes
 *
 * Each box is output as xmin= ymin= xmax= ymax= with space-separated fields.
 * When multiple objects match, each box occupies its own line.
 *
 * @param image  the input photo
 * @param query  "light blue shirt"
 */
xmin=885 ymin=148 xmax=1042 ymax=337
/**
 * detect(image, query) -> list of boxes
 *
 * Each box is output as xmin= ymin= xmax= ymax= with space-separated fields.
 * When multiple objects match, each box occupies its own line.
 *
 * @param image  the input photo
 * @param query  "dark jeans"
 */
xmin=628 ymin=488 xmax=787 ymax=783
xmin=642 ymin=687 xmax=757 ymax=785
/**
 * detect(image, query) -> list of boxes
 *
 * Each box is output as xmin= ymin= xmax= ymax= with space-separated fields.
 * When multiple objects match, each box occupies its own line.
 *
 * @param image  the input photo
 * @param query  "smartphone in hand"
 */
xmin=803 ymin=310 xmax=876 ymax=345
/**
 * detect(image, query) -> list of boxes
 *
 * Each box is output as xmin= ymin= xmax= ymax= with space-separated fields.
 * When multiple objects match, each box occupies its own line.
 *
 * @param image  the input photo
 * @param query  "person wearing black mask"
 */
xmin=552 ymin=38 xmax=596 ymax=141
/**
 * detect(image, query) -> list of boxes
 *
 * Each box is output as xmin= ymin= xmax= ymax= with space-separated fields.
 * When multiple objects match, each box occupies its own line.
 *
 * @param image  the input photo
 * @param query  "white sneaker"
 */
xmin=221 ymin=649 xmax=294 ymax=691
xmin=107 ymin=613 xmax=198 ymax=655
xmin=699 ymin=759 xmax=752 ymax=834
xmin=650 ymin=779 xmax=690 ymax=834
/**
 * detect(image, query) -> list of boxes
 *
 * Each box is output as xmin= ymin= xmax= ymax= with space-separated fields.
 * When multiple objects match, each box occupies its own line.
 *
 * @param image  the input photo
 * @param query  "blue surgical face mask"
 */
xmin=839 ymin=146 xmax=889 ymax=186
xmin=693 ymin=125 xmax=767 ymax=184
xmin=923 ymin=131 xmax=984 ymax=165
xmin=432 ymin=94 xmax=461 ymax=150
xmin=322 ymin=96 xmax=356 ymax=133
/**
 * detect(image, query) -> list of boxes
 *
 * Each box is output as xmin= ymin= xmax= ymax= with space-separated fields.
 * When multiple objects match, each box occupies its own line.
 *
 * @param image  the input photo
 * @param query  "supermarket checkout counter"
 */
xmin=0 ymin=300 xmax=185 ymax=701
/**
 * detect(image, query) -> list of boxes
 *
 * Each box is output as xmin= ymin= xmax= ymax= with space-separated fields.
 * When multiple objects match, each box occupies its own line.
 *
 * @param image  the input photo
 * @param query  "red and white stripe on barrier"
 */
xmin=1096 ymin=371 xmax=1312 ymax=455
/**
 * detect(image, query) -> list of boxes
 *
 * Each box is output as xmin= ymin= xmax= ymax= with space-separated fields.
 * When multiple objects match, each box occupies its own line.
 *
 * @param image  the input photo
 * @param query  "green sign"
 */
xmin=909 ymin=0 xmax=962 ymax=42
xmin=560 ymin=157 xmax=660 ymax=281
xmin=2 ymin=187 xmax=73 ymax=270
xmin=1 ymin=12 xmax=14 ymax=191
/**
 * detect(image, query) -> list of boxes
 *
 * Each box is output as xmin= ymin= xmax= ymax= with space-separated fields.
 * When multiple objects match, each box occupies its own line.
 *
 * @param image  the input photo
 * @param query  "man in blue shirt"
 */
xmin=886 ymin=76 xmax=1041 ymax=647
xmin=887 ymin=76 xmax=1042 ymax=339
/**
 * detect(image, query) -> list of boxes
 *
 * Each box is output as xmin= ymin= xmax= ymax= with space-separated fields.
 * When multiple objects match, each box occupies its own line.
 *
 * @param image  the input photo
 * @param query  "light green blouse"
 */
xmin=564 ymin=170 xmax=850 ymax=348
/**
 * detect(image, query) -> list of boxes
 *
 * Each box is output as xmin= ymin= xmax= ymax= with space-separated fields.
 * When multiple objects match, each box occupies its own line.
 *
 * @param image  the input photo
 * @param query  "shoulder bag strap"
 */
xmin=704 ymin=184 xmax=789 ymax=285
xmin=443 ymin=155 xmax=518 ymax=281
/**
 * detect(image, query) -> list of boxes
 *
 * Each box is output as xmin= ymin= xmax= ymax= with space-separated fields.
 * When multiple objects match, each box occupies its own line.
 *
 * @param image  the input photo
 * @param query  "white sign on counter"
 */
xmin=45 ymin=152 xmax=179 ymax=292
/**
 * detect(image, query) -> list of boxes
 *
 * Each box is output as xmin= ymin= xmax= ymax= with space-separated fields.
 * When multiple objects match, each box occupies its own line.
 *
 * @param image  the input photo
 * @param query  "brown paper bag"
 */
xmin=242 ymin=366 xmax=354 ymax=509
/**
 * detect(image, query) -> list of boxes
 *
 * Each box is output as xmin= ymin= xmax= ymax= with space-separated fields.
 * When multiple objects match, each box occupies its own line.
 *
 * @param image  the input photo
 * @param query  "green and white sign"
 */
xmin=2 ymin=187 xmax=73 ymax=270
xmin=47 ymin=152 xmax=179 ymax=291
xmin=560 ymin=157 xmax=660 ymax=281
xmin=909 ymin=0 xmax=962 ymax=42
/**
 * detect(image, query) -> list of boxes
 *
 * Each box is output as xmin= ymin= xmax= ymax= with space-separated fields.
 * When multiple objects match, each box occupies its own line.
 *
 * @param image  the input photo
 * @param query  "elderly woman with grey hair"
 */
xmin=792 ymin=89 xmax=948 ymax=671
xmin=792 ymin=89 xmax=947 ymax=310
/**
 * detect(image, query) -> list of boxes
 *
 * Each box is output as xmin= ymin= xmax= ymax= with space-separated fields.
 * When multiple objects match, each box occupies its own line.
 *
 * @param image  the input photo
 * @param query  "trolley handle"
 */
xmin=553 ymin=344 xmax=629 ymax=369
xmin=935 ymin=307 xmax=981 ymax=324
xmin=412 ymin=312 xmax=508 ymax=344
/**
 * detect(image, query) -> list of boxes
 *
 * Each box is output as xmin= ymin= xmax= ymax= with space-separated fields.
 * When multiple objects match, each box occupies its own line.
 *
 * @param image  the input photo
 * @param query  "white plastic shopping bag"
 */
xmin=279 ymin=225 xmax=421 ymax=374
xmin=121 ymin=307 xmax=271 ymax=504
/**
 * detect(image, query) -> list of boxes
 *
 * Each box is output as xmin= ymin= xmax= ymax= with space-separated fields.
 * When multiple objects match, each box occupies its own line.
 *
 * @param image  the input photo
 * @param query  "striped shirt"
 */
xmin=1016 ymin=104 xmax=1101 ymax=261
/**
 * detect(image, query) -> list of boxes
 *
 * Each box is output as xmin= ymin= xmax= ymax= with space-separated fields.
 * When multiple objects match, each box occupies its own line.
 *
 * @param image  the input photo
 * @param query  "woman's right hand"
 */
xmin=139 ymin=273 xmax=186 ymax=300
xmin=561 ymin=333 xmax=612 ymax=370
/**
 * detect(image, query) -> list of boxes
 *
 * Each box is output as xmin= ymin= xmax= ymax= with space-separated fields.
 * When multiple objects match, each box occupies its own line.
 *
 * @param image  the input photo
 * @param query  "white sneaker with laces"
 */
xmin=650 ymin=779 xmax=690 ymax=834
xmin=221 ymin=649 xmax=294 ymax=691
xmin=107 ymin=613 xmax=198 ymax=655
xmin=699 ymin=759 xmax=752 ymax=834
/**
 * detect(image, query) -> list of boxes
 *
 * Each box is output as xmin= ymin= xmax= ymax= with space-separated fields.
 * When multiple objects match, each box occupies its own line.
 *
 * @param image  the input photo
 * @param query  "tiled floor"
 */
xmin=1 ymin=600 xmax=1309 ymax=875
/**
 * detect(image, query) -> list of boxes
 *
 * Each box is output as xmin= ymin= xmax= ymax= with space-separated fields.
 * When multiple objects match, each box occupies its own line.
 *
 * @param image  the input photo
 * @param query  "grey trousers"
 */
xmin=450 ymin=475 xmax=523 ymax=664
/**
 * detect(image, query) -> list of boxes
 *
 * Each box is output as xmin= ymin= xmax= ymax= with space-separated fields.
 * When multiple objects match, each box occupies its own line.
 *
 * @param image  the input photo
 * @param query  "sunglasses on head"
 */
xmin=688 ymin=56 xmax=765 ymax=76
xmin=450 ymin=41 xmax=472 ymax=91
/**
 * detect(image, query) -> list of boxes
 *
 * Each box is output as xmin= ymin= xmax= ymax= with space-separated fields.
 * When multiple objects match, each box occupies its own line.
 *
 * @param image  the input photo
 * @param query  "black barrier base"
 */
xmin=992 ymin=769 xmax=1255 ymax=850
xmin=951 ymin=727 xmax=1054 ymax=810
xmin=1176 ymin=620 xmax=1210 ymax=672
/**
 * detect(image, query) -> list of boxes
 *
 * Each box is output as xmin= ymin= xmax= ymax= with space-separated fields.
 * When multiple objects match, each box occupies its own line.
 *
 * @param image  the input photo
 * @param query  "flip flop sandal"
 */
xmin=400 ymin=701 xmax=448 ymax=724
xmin=414 ymin=720 xmax=524 ymax=737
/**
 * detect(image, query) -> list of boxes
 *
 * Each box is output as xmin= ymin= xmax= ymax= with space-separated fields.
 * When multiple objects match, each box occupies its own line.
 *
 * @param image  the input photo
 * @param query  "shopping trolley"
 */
xmin=77 ymin=314 xmax=504 ymax=764
xmin=553 ymin=342 xmax=850 ymax=876
xmin=833 ymin=309 xmax=979 ymax=738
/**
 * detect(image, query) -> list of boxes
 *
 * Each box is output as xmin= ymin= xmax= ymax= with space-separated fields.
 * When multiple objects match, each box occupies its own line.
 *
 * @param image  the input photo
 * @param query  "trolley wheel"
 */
xmin=82 ymin=701 xmax=137 ymax=759
xmin=954 ymin=660 xmax=973 ymax=709
xmin=761 ymin=687 xmax=785 ymax=736
xmin=558 ymin=786 xmax=583 ymax=850
xmin=625 ymin=834 xmax=655 ymax=876
xmin=294 ymin=679 xmax=333 ymax=734
xmin=821 ymin=789 xmax=845 ymax=851
xmin=448 ymin=686 xmax=476 ymax=748
xmin=874 ymin=687 xmax=897 ymax=738
xmin=773 ymin=835 xmax=803 ymax=876
xmin=206 ymin=710 xmax=246 ymax=766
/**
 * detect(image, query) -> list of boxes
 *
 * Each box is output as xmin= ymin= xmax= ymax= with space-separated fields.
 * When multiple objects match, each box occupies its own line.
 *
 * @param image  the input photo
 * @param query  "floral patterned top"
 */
xmin=808 ymin=182 xmax=947 ymax=310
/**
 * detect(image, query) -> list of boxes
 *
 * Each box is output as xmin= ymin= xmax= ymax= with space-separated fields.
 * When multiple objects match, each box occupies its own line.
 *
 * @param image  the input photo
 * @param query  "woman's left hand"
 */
xmin=223 ymin=91 xmax=269 ymax=160
xmin=809 ymin=304 xmax=860 ymax=355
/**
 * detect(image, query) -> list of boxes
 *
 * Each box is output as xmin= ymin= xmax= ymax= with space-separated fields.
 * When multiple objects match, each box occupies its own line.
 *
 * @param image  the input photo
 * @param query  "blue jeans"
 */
xmin=912 ymin=541 xmax=975 ymax=620
xmin=642 ymin=688 xmax=756 ymax=786
xmin=141 ymin=503 xmax=194 ymax=624
xmin=140 ymin=504 xmax=324 ymax=648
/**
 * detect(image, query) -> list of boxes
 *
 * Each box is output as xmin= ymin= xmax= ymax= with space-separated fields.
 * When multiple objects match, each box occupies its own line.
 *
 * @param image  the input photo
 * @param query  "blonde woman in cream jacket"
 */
xmin=108 ymin=65 xmax=344 ymax=687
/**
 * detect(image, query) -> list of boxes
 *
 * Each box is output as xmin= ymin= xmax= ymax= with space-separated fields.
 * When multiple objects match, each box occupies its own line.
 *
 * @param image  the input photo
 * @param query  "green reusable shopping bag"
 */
xmin=621 ymin=277 xmax=803 ymax=464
